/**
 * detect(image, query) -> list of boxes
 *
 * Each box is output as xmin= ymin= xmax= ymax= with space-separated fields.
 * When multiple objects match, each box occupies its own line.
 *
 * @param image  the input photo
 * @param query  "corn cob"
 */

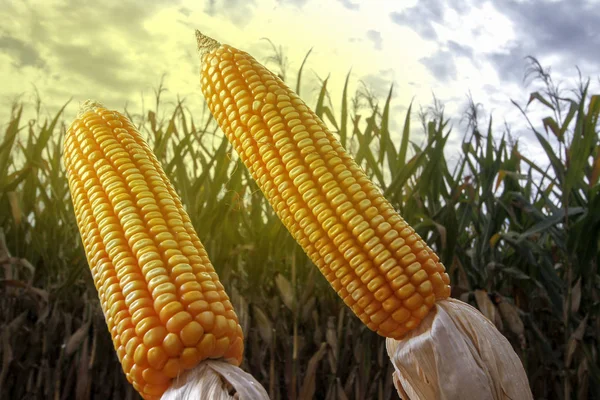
xmin=63 ymin=100 xmax=245 ymax=399
xmin=195 ymin=31 xmax=533 ymax=399
xmin=196 ymin=31 xmax=451 ymax=339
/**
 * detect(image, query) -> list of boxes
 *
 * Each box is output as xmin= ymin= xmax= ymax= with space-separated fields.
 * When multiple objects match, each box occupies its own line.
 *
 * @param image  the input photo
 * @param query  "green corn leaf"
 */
xmin=339 ymin=69 xmax=351 ymax=148
xmin=396 ymin=100 xmax=412 ymax=170
xmin=379 ymin=84 xmax=397 ymax=179
xmin=295 ymin=47 xmax=313 ymax=96
xmin=527 ymin=91 xmax=555 ymax=110
xmin=314 ymin=74 xmax=330 ymax=119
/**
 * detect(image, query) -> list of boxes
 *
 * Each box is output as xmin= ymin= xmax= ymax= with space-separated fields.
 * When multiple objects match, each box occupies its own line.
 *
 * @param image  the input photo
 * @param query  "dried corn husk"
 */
xmin=161 ymin=360 xmax=269 ymax=400
xmin=386 ymin=298 xmax=532 ymax=400
xmin=497 ymin=299 xmax=526 ymax=350
xmin=474 ymin=289 xmax=504 ymax=331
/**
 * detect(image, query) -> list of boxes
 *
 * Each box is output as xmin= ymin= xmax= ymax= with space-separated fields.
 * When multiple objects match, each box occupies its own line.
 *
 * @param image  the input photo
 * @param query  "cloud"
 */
xmin=388 ymin=0 xmax=599 ymax=89
xmin=203 ymin=0 xmax=257 ymax=27
xmin=389 ymin=0 xmax=470 ymax=41
xmin=0 ymin=0 xmax=201 ymax=124
xmin=487 ymin=42 xmax=528 ymax=84
xmin=0 ymin=36 xmax=45 ymax=68
xmin=31 ymin=1 xmax=175 ymax=93
xmin=178 ymin=7 xmax=192 ymax=17
xmin=337 ymin=0 xmax=359 ymax=10
xmin=366 ymin=30 xmax=382 ymax=50
xmin=0 ymin=0 xmax=171 ymax=96
xmin=52 ymin=42 xmax=143 ymax=92
xmin=276 ymin=0 xmax=310 ymax=7
xmin=490 ymin=0 xmax=600 ymax=82
xmin=420 ymin=51 xmax=457 ymax=81
xmin=447 ymin=40 xmax=473 ymax=59
xmin=52 ymin=0 xmax=171 ymax=39
xmin=390 ymin=11 xmax=439 ymax=41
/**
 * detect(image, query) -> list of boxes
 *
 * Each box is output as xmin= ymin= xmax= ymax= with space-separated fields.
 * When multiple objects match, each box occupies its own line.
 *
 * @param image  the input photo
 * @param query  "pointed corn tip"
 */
xmin=195 ymin=29 xmax=221 ymax=61
xmin=77 ymin=99 xmax=105 ymax=119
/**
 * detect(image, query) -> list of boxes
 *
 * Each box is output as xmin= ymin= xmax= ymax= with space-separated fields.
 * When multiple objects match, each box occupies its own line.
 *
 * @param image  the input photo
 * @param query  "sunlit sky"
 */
xmin=1 ymin=0 xmax=599 ymax=165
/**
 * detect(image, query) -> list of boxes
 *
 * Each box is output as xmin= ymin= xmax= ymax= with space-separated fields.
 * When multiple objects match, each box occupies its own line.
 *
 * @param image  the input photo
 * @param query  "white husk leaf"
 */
xmin=161 ymin=360 xmax=270 ymax=400
xmin=386 ymin=298 xmax=533 ymax=400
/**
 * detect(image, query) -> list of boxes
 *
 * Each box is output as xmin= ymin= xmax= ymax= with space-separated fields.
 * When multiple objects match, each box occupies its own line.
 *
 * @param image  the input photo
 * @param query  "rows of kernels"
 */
xmin=64 ymin=104 xmax=244 ymax=399
xmin=200 ymin=44 xmax=451 ymax=339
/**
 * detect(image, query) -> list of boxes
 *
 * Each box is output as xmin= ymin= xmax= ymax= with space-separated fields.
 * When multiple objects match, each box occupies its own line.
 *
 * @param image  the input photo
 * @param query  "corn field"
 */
xmin=0 ymin=53 xmax=599 ymax=399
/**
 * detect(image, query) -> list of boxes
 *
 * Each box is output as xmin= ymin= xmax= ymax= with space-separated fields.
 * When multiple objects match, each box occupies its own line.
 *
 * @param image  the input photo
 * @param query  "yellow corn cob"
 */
xmin=63 ymin=100 xmax=244 ymax=399
xmin=196 ymin=31 xmax=451 ymax=339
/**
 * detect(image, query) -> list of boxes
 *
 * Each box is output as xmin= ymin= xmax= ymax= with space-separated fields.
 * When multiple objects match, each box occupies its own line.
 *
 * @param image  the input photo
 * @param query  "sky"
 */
xmin=1 ymin=0 xmax=599 ymax=169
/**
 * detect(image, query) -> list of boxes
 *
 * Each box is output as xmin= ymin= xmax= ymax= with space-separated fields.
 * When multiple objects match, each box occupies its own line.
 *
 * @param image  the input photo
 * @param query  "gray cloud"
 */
xmin=490 ymin=0 xmax=600 ymax=83
xmin=52 ymin=42 xmax=143 ymax=92
xmin=390 ymin=11 xmax=439 ymax=40
xmin=0 ymin=0 xmax=181 ymax=101
xmin=52 ymin=0 xmax=169 ymax=39
xmin=0 ymin=36 xmax=45 ymax=68
xmin=275 ymin=0 xmax=309 ymax=7
xmin=447 ymin=40 xmax=473 ymax=59
xmin=389 ymin=0 xmax=470 ymax=41
xmin=487 ymin=42 xmax=528 ymax=83
xmin=338 ymin=0 xmax=359 ymax=10
xmin=389 ymin=0 xmax=599 ymax=86
xmin=420 ymin=51 xmax=457 ymax=81
xmin=178 ymin=7 xmax=191 ymax=17
xmin=366 ymin=30 xmax=382 ymax=50
xmin=204 ymin=0 xmax=257 ymax=26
